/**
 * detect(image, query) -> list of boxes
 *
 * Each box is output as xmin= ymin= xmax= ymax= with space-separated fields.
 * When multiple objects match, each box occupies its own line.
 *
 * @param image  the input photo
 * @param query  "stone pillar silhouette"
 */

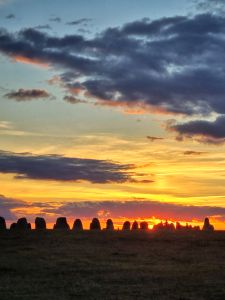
xmin=202 ymin=217 xmax=214 ymax=232
xmin=35 ymin=217 xmax=46 ymax=230
xmin=176 ymin=222 xmax=182 ymax=231
xmin=140 ymin=221 xmax=148 ymax=230
xmin=72 ymin=219 xmax=83 ymax=231
xmin=122 ymin=221 xmax=131 ymax=231
xmin=54 ymin=217 xmax=70 ymax=230
xmin=17 ymin=218 xmax=31 ymax=230
xmin=90 ymin=218 xmax=101 ymax=230
xmin=0 ymin=216 xmax=6 ymax=230
xmin=131 ymin=221 xmax=139 ymax=230
xmin=106 ymin=219 xmax=114 ymax=230
xmin=10 ymin=223 xmax=17 ymax=230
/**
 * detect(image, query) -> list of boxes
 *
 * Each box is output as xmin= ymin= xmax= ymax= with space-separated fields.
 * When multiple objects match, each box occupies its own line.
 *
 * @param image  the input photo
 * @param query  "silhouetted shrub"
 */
xmin=0 ymin=216 xmax=6 ymax=230
xmin=202 ymin=217 xmax=214 ymax=232
xmin=131 ymin=221 xmax=139 ymax=230
xmin=35 ymin=217 xmax=46 ymax=230
xmin=54 ymin=217 xmax=70 ymax=230
xmin=17 ymin=218 xmax=31 ymax=230
xmin=140 ymin=221 xmax=148 ymax=230
xmin=72 ymin=219 xmax=83 ymax=231
xmin=90 ymin=218 xmax=101 ymax=230
xmin=122 ymin=221 xmax=130 ymax=231
xmin=106 ymin=219 xmax=114 ymax=230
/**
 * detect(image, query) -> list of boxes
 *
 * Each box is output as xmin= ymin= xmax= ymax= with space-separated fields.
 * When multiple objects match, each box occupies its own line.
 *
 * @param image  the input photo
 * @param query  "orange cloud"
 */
xmin=12 ymin=55 xmax=49 ymax=68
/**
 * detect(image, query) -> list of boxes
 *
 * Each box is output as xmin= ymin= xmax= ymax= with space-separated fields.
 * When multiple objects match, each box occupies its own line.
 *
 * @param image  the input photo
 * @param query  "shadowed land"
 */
xmin=0 ymin=230 xmax=225 ymax=300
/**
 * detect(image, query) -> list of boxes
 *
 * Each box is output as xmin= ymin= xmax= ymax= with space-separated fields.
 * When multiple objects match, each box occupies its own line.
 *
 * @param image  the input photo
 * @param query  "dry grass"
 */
xmin=0 ymin=230 xmax=225 ymax=299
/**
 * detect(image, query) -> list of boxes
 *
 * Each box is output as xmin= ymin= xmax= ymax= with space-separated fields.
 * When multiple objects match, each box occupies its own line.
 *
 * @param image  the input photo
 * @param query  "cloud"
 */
xmin=0 ymin=150 xmax=134 ymax=183
xmin=169 ymin=116 xmax=225 ymax=144
xmin=183 ymin=150 xmax=207 ymax=155
xmin=63 ymin=95 xmax=87 ymax=104
xmin=0 ymin=120 xmax=12 ymax=129
xmin=42 ymin=200 xmax=225 ymax=222
xmin=0 ymin=194 xmax=25 ymax=220
xmin=66 ymin=18 xmax=92 ymax=26
xmin=49 ymin=17 xmax=61 ymax=23
xmin=2 ymin=196 xmax=225 ymax=224
xmin=4 ymin=89 xmax=51 ymax=101
xmin=34 ymin=24 xmax=51 ymax=30
xmin=146 ymin=136 xmax=164 ymax=142
xmin=1 ymin=14 xmax=225 ymax=116
xmin=1 ymin=13 xmax=225 ymax=141
xmin=5 ymin=13 xmax=15 ymax=19
xmin=195 ymin=0 xmax=225 ymax=13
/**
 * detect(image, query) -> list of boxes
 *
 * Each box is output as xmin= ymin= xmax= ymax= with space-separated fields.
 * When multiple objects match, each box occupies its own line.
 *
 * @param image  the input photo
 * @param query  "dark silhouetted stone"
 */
xmin=17 ymin=218 xmax=31 ymax=230
xmin=54 ymin=217 xmax=70 ymax=230
xmin=202 ymin=217 xmax=214 ymax=232
xmin=153 ymin=221 xmax=175 ymax=232
xmin=122 ymin=221 xmax=130 ymax=231
xmin=35 ymin=217 xmax=46 ymax=230
xmin=90 ymin=218 xmax=101 ymax=230
xmin=10 ymin=223 xmax=17 ymax=230
xmin=72 ymin=219 xmax=83 ymax=231
xmin=131 ymin=221 xmax=139 ymax=230
xmin=140 ymin=221 xmax=148 ymax=230
xmin=193 ymin=226 xmax=200 ymax=231
xmin=106 ymin=219 xmax=114 ymax=230
xmin=0 ymin=216 xmax=6 ymax=230
xmin=176 ymin=222 xmax=182 ymax=231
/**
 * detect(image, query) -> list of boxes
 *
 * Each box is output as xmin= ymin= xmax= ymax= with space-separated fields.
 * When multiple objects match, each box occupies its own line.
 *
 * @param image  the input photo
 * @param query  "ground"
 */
xmin=0 ymin=230 xmax=225 ymax=300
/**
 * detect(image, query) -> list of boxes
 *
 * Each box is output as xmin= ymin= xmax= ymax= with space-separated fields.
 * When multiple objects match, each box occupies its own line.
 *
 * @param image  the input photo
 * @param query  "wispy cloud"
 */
xmin=49 ymin=17 xmax=61 ymax=23
xmin=4 ymin=89 xmax=51 ymax=101
xmin=1 ymin=195 xmax=225 ymax=224
xmin=38 ymin=200 xmax=225 ymax=223
xmin=5 ymin=13 xmax=15 ymax=19
xmin=63 ymin=95 xmax=87 ymax=104
xmin=66 ymin=18 xmax=92 ymax=26
xmin=34 ymin=24 xmax=51 ymax=30
xmin=146 ymin=136 xmax=164 ymax=142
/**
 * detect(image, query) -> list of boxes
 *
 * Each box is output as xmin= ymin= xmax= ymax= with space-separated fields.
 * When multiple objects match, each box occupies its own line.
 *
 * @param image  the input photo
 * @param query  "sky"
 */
xmin=1 ymin=0 xmax=225 ymax=229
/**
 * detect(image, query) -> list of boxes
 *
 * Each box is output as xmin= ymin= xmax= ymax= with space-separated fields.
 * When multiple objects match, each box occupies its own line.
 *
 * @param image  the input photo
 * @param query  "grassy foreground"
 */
xmin=0 ymin=230 xmax=225 ymax=300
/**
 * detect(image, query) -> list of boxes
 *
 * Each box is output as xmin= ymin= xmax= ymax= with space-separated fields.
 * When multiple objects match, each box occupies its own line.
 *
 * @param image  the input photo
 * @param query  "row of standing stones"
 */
xmin=0 ymin=216 xmax=214 ymax=232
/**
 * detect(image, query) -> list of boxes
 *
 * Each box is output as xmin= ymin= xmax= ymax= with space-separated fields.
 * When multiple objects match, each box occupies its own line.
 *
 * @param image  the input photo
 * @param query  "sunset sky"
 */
xmin=1 ymin=0 xmax=225 ymax=229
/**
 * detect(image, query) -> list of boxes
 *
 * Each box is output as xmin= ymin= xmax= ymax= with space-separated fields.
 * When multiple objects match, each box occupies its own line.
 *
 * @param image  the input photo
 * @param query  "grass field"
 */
xmin=0 ymin=230 xmax=225 ymax=300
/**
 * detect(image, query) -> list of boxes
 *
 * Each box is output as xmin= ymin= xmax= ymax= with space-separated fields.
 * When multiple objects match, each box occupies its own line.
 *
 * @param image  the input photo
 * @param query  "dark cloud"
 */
xmin=1 ymin=14 xmax=225 ymax=116
xmin=34 ymin=24 xmax=52 ymax=30
xmin=5 ymin=13 xmax=15 ymax=19
xmin=63 ymin=95 xmax=87 ymax=104
xmin=0 ymin=195 xmax=25 ymax=220
xmin=1 ymin=13 xmax=225 ymax=141
xmin=66 ymin=18 xmax=92 ymax=26
xmin=49 ymin=17 xmax=61 ymax=23
xmin=4 ymin=89 xmax=51 ymax=101
xmin=0 ymin=150 xmax=134 ymax=183
xmin=146 ymin=136 xmax=164 ymax=142
xmin=42 ymin=200 xmax=225 ymax=222
xmin=183 ymin=150 xmax=207 ymax=155
xmin=169 ymin=116 xmax=225 ymax=144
